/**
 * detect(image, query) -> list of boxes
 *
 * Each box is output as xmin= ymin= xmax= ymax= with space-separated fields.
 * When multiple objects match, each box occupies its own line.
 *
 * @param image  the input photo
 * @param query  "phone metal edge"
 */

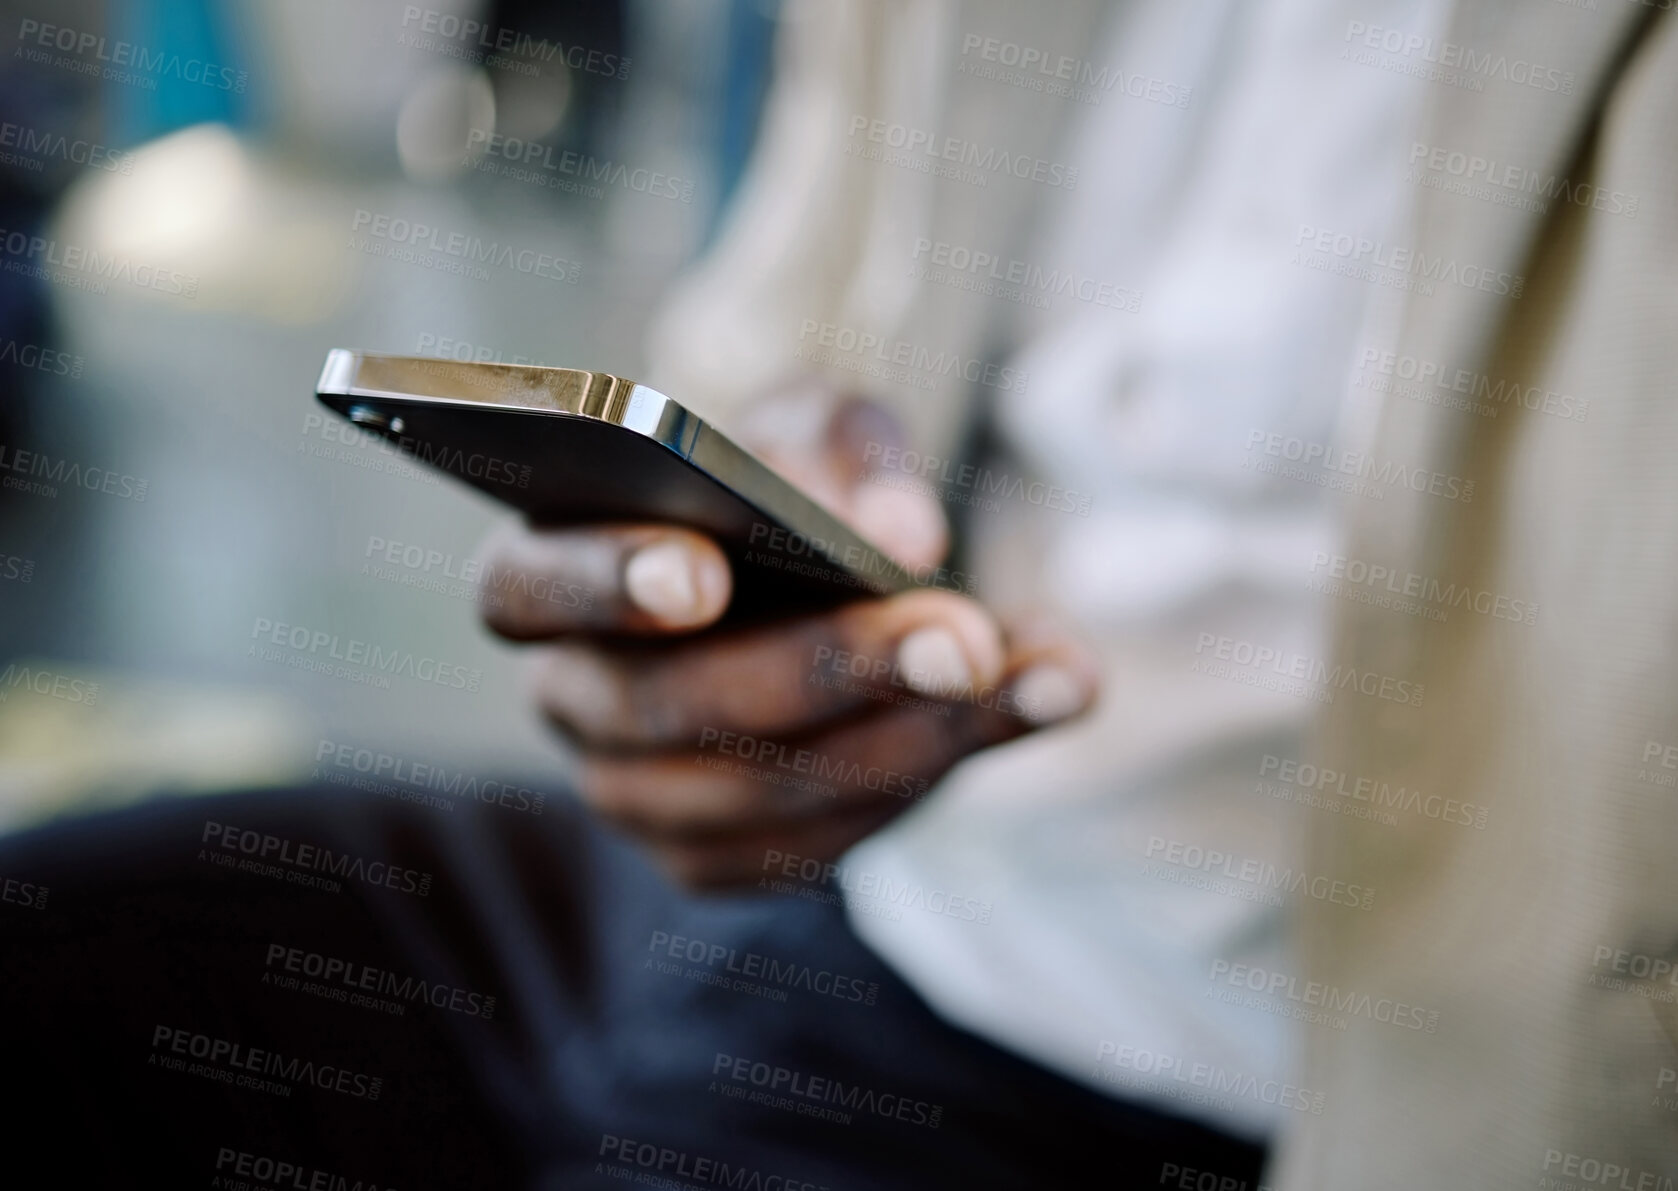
xmin=316 ymin=349 xmax=917 ymax=595
xmin=317 ymin=348 xmax=684 ymax=437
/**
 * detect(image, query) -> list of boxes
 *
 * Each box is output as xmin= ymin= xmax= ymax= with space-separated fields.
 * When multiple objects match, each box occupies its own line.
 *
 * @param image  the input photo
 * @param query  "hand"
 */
xmin=477 ymin=385 xmax=1098 ymax=890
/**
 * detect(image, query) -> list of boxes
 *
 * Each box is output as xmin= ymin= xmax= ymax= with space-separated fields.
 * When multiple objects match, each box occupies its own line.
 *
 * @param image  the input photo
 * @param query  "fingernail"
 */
xmin=896 ymin=626 xmax=972 ymax=697
xmin=626 ymin=539 xmax=705 ymax=625
xmin=1012 ymin=664 xmax=1089 ymax=724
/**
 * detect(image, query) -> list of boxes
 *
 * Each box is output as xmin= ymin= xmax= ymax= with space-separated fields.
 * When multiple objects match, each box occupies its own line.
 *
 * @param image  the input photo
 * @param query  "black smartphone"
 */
xmin=315 ymin=350 xmax=939 ymax=618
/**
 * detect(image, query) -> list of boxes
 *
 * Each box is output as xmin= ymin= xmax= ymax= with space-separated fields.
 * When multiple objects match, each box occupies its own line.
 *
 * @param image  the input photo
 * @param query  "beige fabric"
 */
xmin=1275 ymin=6 xmax=1678 ymax=1187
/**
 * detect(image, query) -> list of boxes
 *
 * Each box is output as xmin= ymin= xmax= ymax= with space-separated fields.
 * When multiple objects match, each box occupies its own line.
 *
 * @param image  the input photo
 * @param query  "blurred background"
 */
xmin=0 ymin=0 xmax=782 ymax=827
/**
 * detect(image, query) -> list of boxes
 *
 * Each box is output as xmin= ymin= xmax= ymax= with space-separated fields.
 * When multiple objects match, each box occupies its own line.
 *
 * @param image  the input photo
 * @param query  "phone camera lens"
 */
xmin=348 ymin=405 xmax=405 ymax=435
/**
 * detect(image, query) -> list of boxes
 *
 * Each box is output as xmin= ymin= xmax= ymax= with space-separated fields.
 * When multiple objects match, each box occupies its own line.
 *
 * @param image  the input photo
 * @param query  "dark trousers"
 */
xmin=0 ymin=784 xmax=1268 ymax=1189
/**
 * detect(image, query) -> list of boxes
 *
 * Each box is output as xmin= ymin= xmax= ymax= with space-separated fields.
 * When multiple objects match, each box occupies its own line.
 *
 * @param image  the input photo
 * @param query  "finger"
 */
xmin=993 ymin=613 xmax=1104 ymax=727
xmin=532 ymin=587 xmax=1006 ymax=750
xmin=575 ymin=618 xmax=1097 ymax=832
xmin=477 ymin=521 xmax=732 ymax=639
xmin=738 ymin=389 xmax=948 ymax=571
xmin=584 ymin=617 xmax=1101 ymax=890
xmin=617 ymin=661 xmax=1099 ymax=894
xmin=575 ymin=638 xmax=1094 ymax=843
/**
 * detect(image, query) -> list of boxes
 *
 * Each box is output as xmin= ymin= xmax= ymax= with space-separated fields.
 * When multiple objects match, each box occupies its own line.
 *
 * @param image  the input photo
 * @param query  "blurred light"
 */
xmin=80 ymin=123 xmax=253 ymax=261
xmin=54 ymin=122 xmax=355 ymax=323
xmin=396 ymin=65 xmax=496 ymax=184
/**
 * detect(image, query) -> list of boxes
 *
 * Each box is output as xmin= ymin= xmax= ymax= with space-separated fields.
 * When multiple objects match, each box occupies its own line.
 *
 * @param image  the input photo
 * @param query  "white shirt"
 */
xmin=843 ymin=0 xmax=1434 ymax=1140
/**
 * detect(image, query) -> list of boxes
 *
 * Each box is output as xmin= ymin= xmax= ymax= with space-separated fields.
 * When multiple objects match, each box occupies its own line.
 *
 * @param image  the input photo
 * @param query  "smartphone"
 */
xmin=314 ymin=350 xmax=932 ymax=618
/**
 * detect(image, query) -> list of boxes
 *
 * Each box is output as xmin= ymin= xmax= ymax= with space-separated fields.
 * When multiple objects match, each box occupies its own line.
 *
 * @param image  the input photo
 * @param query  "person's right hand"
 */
xmin=476 ymin=387 xmax=1099 ymax=890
